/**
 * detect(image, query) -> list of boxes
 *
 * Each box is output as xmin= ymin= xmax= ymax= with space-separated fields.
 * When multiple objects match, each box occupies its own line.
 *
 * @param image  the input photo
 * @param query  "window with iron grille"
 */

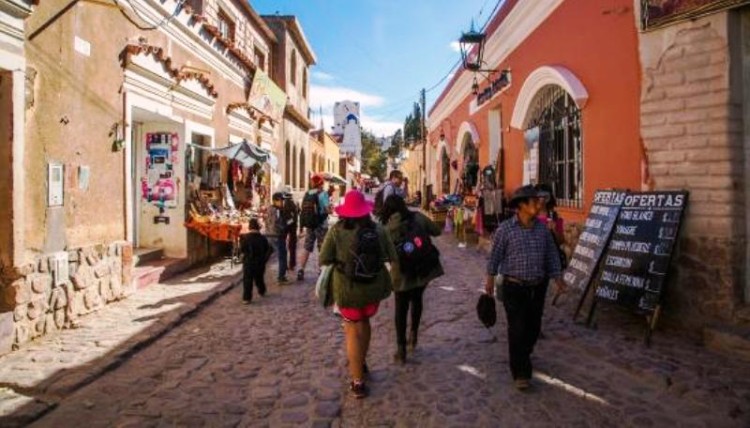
xmin=526 ymin=85 xmax=583 ymax=208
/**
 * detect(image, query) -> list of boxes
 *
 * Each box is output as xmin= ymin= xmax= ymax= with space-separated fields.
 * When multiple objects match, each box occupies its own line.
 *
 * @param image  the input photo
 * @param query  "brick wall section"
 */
xmin=641 ymin=16 xmax=746 ymax=328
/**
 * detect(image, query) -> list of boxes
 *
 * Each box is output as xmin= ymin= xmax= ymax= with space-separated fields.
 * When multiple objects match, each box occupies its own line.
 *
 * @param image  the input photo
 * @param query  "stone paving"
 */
xmin=0 ymin=235 xmax=747 ymax=427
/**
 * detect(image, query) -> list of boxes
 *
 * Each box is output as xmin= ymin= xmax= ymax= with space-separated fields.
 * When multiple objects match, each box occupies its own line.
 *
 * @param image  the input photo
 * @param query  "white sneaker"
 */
xmin=458 ymin=243 xmax=467 ymax=248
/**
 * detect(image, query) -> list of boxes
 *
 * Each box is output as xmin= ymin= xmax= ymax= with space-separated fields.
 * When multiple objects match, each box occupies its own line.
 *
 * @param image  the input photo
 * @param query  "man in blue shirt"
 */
xmin=485 ymin=185 xmax=566 ymax=391
xmin=297 ymin=174 xmax=331 ymax=280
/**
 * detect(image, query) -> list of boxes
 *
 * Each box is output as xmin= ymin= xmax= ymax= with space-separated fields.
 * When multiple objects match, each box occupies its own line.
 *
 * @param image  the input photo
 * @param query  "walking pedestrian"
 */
xmin=380 ymin=195 xmax=443 ymax=364
xmin=374 ymin=170 xmax=405 ymax=220
xmin=240 ymin=218 xmax=272 ymax=304
xmin=319 ymin=190 xmax=397 ymax=398
xmin=281 ymin=186 xmax=300 ymax=272
xmin=535 ymin=183 xmax=565 ymax=247
xmin=485 ymin=185 xmax=566 ymax=391
xmin=297 ymin=174 xmax=331 ymax=281
xmin=268 ymin=192 xmax=290 ymax=284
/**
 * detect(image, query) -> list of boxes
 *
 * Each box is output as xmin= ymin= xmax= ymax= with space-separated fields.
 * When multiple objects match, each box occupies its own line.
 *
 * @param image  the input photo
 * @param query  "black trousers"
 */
xmin=502 ymin=281 xmax=548 ymax=380
xmin=287 ymin=230 xmax=298 ymax=270
xmin=394 ymin=286 xmax=426 ymax=346
xmin=242 ymin=264 xmax=266 ymax=301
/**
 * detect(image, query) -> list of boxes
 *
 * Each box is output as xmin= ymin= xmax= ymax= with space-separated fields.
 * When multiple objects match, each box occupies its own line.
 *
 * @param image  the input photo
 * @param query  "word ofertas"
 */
xmin=623 ymin=193 xmax=685 ymax=208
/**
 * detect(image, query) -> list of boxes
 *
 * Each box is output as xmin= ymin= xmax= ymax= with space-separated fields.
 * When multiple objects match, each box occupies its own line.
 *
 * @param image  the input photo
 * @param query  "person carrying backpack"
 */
xmin=297 ymin=174 xmax=331 ymax=281
xmin=380 ymin=195 xmax=443 ymax=364
xmin=319 ymin=190 xmax=398 ymax=399
xmin=374 ymin=170 xmax=405 ymax=221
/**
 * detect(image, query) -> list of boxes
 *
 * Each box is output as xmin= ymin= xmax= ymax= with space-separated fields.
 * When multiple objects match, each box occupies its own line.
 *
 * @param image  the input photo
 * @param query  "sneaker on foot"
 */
xmin=242 ymin=300 xmax=251 ymax=305
xmin=349 ymin=380 xmax=367 ymax=399
xmin=296 ymin=270 xmax=304 ymax=281
xmin=393 ymin=345 xmax=406 ymax=364
xmin=514 ymin=379 xmax=530 ymax=391
xmin=278 ymin=277 xmax=289 ymax=284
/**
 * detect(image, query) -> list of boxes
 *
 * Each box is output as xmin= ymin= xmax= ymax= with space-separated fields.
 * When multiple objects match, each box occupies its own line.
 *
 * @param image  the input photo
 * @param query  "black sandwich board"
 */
xmin=562 ymin=190 xmax=627 ymax=320
xmin=589 ymin=191 xmax=688 ymax=344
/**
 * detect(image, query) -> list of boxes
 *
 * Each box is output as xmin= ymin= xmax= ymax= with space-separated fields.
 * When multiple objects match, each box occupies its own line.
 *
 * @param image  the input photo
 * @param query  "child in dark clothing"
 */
xmin=240 ymin=218 xmax=272 ymax=304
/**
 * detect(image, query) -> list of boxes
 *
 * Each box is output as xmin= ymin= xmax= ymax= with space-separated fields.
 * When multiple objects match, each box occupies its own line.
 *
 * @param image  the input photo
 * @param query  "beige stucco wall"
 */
xmin=23 ymin=1 xmax=265 ymax=259
xmin=323 ymin=132 xmax=340 ymax=174
xmin=639 ymin=10 xmax=747 ymax=328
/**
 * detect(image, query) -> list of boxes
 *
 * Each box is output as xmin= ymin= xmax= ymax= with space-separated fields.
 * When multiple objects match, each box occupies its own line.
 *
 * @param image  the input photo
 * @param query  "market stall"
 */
xmin=184 ymin=140 xmax=278 ymax=262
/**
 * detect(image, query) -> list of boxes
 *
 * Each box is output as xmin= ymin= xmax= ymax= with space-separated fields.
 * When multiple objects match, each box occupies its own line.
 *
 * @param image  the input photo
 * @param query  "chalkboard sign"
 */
xmin=564 ymin=190 xmax=626 ymax=292
xmin=594 ymin=191 xmax=688 ymax=313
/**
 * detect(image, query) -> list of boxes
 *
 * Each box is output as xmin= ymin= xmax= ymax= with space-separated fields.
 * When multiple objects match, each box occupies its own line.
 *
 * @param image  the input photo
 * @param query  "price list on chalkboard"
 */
xmin=564 ymin=190 xmax=626 ymax=292
xmin=594 ymin=191 xmax=688 ymax=313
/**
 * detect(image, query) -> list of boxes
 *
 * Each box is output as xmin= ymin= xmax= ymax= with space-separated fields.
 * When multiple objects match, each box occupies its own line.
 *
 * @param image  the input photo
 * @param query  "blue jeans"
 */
xmin=276 ymin=233 xmax=288 ymax=279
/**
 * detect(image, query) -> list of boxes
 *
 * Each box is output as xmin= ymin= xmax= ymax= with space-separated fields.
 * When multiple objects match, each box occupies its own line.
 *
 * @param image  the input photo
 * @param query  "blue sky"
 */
xmin=251 ymin=0 xmax=495 ymax=137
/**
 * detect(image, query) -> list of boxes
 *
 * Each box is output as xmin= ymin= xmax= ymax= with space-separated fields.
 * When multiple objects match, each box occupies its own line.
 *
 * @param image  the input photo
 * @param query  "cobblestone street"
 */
xmin=1 ymin=235 xmax=745 ymax=427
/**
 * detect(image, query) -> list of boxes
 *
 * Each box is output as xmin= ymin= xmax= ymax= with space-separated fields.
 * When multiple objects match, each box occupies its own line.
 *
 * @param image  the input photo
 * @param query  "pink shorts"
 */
xmin=338 ymin=303 xmax=379 ymax=322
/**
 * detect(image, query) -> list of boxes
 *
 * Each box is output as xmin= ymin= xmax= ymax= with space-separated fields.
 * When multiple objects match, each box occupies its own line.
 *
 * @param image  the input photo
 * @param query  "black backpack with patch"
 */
xmin=345 ymin=225 xmax=383 ymax=283
xmin=396 ymin=215 xmax=440 ymax=278
xmin=299 ymin=190 xmax=322 ymax=228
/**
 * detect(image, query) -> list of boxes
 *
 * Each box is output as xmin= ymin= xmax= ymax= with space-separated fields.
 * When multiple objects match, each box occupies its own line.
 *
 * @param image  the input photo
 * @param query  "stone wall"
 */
xmin=639 ymin=12 xmax=747 ymax=329
xmin=0 ymin=241 xmax=133 ymax=353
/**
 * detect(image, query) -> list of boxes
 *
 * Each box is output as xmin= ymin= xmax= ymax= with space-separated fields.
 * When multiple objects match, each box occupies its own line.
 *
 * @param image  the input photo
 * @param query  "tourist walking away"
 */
xmin=374 ymin=170 xmax=405 ymax=220
xmin=269 ymin=192 xmax=290 ymax=283
xmin=319 ymin=190 xmax=397 ymax=398
xmin=240 ymin=218 xmax=272 ymax=304
xmin=281 ymin=186 xmax=300 ymax=272
xmin=485 ymin=185 xmax=566 ymax=391
xmin=380 ymin=195 xmax=443 ymax=363
xmin=297 ymin=174 xmax=331 ymax=281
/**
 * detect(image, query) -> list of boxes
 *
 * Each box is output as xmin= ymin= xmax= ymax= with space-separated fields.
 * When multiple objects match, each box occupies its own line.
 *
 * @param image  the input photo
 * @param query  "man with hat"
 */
xmin=485 ymin=184 xmax=566 ymax=391
xmin=297 ymin=174 xmax=332 ymax=280
xmin=269 ymin=191 xmax=290 ymax=283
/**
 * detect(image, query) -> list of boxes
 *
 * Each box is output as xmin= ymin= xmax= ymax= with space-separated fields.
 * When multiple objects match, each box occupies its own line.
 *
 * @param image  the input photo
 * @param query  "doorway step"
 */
xmin=133 ymin=248 xmax=190 ymax=289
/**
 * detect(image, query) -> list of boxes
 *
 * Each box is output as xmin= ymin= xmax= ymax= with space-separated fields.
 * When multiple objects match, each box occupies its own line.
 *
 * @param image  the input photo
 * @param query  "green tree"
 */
xmin=361 ymin=130 xmax=387 ymax=180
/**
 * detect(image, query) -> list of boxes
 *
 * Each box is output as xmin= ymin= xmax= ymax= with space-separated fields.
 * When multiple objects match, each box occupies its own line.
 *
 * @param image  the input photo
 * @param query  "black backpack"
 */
xmin=345 ymin=225 xmax=383 ymax=283
xmin=299 ymin=191 xmax=321 ymax=228
xmin=396 ymin=215 xmax=440 ymax=278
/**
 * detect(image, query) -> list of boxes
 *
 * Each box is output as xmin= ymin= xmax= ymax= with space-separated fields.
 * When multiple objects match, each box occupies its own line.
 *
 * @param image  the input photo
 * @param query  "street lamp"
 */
xmin=459 ymin=20 xmax=485 ymax=72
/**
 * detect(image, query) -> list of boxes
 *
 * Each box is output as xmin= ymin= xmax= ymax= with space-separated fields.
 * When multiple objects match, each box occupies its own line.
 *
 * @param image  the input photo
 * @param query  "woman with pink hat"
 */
xmin=319 ymin=189 xmax=398 ymax=399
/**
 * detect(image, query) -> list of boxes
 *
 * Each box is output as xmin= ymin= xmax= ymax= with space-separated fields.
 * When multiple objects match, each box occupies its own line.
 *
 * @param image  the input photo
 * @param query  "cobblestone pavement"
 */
xmin=15 ymin=236 xmax=750 ymax=427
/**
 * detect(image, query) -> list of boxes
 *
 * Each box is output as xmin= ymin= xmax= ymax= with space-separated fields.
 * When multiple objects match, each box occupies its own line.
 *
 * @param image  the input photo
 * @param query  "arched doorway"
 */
xmin=461 ymin=132 xmax=479 ymax=193
xmin=525 ymin=84 xmax=583 ymax=207
xmin=441 ymin=147 xmax=450 ymax=195
xmin=292 ymin=147 xmax=297 ymax=190
xmin=285 ymin=141 xmax=291 ymax=185
xmin=299 ymin=148 xmax=306 ymax=189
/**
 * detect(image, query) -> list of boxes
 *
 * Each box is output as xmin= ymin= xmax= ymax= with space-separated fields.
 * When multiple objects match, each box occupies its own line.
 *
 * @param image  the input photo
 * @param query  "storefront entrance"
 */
xmin=461 ymin=133 xmax=479 ymax=193
xmin=129 ymin=107 xmax=185 ymax=257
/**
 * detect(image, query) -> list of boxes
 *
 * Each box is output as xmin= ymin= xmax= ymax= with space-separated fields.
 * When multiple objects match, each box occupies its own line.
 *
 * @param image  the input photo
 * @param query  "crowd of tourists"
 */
xmin=240 ymin=170 xmax=568 ymax=398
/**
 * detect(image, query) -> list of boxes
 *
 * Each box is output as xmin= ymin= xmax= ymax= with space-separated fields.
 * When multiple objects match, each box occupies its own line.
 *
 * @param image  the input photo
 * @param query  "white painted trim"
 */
xmin=127 ymin=0 xmax=250 ymax=88
xmin=455 ymin=121 xmax=480 ymax=155
xmin=510 ymin=65 xmax=589 ymax=129
xmin=10 ymin=68 xmax=25 ymax=265
xmin=428 ymin=0 xmax=565 ymax=130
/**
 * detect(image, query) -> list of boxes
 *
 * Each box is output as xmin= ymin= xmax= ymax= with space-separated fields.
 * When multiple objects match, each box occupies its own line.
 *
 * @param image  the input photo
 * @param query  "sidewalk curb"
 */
xmin=0 ymin=271 xmax=242 ymax=427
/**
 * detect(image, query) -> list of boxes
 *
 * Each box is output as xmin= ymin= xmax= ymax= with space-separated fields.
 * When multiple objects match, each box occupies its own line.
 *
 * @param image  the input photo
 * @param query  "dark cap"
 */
xmin=272 ymin=192 xmax=284 ymax=201
xmin=248 ymin=218 xmax=261 ymax=231
xmin=509 ymin=184 xmax=539 ymax=208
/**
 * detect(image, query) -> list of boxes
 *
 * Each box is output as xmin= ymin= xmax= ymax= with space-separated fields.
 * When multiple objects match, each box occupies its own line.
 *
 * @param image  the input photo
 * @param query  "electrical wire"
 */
xmin=114 ymin=0 xmax=184 ymax=31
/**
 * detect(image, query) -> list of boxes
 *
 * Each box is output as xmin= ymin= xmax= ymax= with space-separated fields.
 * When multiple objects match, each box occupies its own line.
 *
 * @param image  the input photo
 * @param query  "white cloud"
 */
xmin=311 ymin=71 xmax=335 ymax=82
xmin=449 ymin=41 xmax=461 ymax=52
xmin=361 ymin=113 xmax=401 ymax=138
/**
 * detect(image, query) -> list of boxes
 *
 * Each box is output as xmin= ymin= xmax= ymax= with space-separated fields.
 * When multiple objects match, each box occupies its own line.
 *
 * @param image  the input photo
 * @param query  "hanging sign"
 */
xmin=642 ymin=0 xmax=750 ymax=30
xmin=249 ymin=69 xmax=286 ymax=124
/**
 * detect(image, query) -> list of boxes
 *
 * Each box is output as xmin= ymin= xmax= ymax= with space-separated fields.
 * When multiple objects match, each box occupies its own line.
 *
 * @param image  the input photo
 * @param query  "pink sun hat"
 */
xmin=335 ymin=189 xmax=374 ymax=218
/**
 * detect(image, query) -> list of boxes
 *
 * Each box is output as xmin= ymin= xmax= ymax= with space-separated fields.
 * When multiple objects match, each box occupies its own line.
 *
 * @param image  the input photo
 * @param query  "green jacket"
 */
xmin=319 ymin=221 xmax=397 ymax=308
xmin=386 ymin=211 xmax=444 ymax=292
